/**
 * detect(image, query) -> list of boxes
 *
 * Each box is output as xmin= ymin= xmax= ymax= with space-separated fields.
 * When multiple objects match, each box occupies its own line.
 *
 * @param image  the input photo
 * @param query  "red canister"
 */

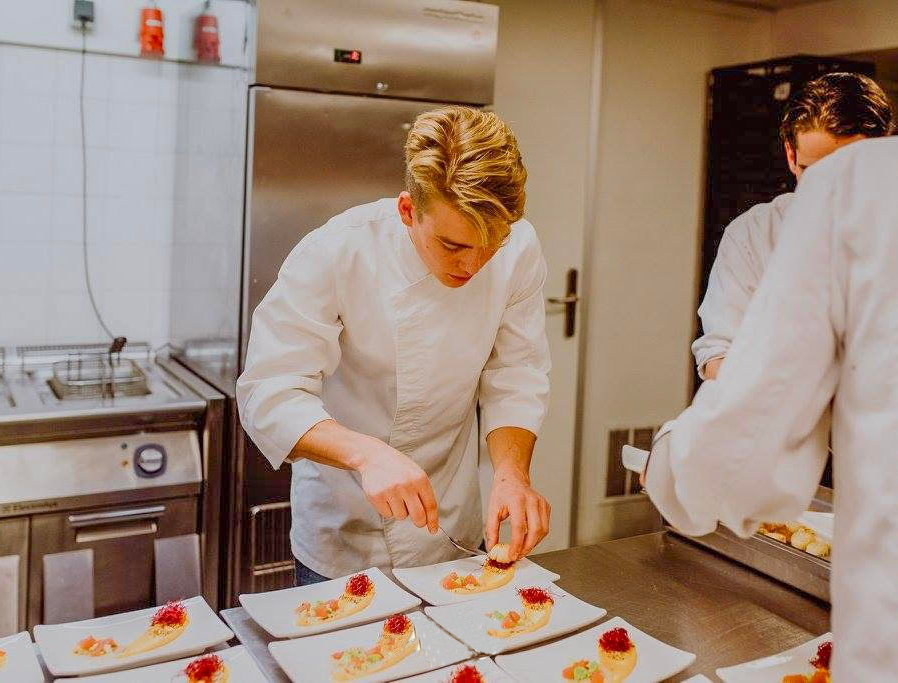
xmin=194 ymin=13 xmax=221 ymax=64
xmin=139 ymin=7 xmax=165 ymax=59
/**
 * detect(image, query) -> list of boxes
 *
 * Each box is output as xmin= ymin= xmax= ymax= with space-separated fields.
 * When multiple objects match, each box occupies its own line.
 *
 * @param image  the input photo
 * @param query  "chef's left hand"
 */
xmin=485 ymin=465 xmax=551 ymax=561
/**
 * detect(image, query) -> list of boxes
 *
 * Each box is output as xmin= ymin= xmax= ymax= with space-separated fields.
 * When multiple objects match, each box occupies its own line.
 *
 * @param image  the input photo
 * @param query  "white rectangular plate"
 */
xmin=34 ymin=596 xmax=233 ymax=677
xmin=425 ymin=583 xmax=606 ymax=655
xmin=393 ymin=557 xmax=560 ymax=606
xmin=268 ymin=611 xmax=470 ymax=683
xmin=53 ymin=645 xmax=266 ymax=682
xmin=0 ymin=631 xmax=44 ymax=683
xmin=495 ymin=616 xmax=696 ymax=682
xmin=397 ymin=656 xmax=516 ymax=682
xmin=240 ymin=567 xmax=421 ymax=638
xmin=716 ymin=632 xmax=832 ymax=682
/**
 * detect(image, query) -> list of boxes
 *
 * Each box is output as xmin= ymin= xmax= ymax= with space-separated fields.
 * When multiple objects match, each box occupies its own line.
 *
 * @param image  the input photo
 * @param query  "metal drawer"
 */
xmin=27 ymin=497 xmax=197 ymax=629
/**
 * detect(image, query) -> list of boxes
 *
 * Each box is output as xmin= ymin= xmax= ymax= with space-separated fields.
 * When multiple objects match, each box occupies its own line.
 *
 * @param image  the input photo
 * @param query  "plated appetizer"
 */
xmin=599 ymin=627 xmax=637 ymax=682
xmin=117 ymin=601 xmax=190 ymax=658
xmin=562 ymin=626 xmax=637 ymax=682
xmin=447 ymin=663 xmax=486 ymax=682
xmin=296 ymin=573 xmax=376 ymax=626
xmin=562 ymin=659 xmax=604 ymax=682
xmin=330 ymin=613 xmax=418 ymax=681
xmin=73 ymin=636 xmax=119 ymax=657
xmin=184 ymin=653 xmax=229 ymax=683
xmin=782 ymin=640 xmax=832 ymax=683
xmin=486 ymin=587 xmax=555 ymax=638
xmin=0 ymin=647 xmax=5 ymax=670
xmin=441 ymin=544 xmax=517 ymax=594
xmin=759 ymin=522 xmax=830 ymax=559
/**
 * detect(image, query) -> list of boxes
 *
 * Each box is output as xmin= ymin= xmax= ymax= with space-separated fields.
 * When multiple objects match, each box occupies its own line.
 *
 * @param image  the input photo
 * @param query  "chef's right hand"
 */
xmin=356 ymin=440 xmax=439 ymax=534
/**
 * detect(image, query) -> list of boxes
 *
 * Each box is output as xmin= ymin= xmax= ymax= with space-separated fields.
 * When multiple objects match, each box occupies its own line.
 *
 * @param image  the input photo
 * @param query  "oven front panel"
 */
xmin=27 ymin=496 xmax=197 ymax=629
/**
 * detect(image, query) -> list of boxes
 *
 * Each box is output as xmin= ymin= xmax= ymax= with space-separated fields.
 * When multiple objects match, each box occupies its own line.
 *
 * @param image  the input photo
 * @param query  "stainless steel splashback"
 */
xmin=252 ymin=0 xmax=498 ymax=104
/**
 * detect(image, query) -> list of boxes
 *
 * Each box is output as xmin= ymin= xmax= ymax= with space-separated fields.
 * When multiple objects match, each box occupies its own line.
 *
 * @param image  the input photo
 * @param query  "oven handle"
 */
xmin=67 ymin=505 xmax=166 ymax=528
xmin=75 ymin=521 xmax=158 ymax=544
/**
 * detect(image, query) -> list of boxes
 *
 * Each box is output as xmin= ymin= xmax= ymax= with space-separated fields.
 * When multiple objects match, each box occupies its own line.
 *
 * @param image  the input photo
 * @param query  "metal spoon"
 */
xmin=438 ymin=526 xmax=486 ymax=557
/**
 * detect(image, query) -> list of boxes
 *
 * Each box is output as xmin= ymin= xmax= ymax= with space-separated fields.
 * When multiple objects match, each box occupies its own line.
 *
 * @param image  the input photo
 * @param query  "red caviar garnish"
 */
xmin=518 ymin=587 xmax=554 ymax=605
xmin=450 ymin=663 xmax=485 ymax=683
xmin=345 ymin=573 xmax=373 ymax=597
xmin=599 ymin=627 xmax=633 ymax=653
xmin=151 ymin=601 xmax=187 ymax=627
xmin=486 ymin=558 xmax=515 ymax=570
xmin=810 ymin=641 xmax=832 ymax=670
xmin=384 ymin=614 xmax=411 ymax=634
xmin=185 ymin=654 xmax=224 ymax=681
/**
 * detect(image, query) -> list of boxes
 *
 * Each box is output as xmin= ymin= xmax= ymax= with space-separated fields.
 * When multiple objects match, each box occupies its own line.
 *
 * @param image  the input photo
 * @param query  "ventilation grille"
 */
xmin=606 ymin=426 xmax=660 ymax=497
xmin=249 ymin=501 xmax=294 ymax=593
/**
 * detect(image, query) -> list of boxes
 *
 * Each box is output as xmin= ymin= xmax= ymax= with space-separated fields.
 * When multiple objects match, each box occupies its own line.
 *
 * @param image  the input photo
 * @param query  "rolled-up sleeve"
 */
xmin=647 ymin=165 xmax=842 ymax=538
xmin=479 ymin=234 xmax=551 ymax=437
xmin=236 ymin=232 xmax=343 ymax=470
xmin=692 ymin=220 xmax=758 ymax=378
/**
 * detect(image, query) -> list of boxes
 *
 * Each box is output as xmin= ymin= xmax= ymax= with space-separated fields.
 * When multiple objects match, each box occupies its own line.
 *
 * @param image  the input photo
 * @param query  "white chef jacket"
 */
xmin=236 ymin=198 xmax=551 ymax=578
xmin=646 ymin=137 xmax=898 ymax=680
xmin=692 ymin=193 xmax=794 ymax=378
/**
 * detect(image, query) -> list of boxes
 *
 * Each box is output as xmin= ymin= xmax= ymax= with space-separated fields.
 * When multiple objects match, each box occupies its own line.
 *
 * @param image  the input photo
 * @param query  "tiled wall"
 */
xmin=0 ymin=43 xmax=246 ymax=347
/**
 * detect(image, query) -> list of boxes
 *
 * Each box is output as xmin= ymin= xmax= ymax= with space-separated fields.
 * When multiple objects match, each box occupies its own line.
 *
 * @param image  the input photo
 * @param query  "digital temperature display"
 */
xmin=334 ymin=49 xmax=362 ymax=64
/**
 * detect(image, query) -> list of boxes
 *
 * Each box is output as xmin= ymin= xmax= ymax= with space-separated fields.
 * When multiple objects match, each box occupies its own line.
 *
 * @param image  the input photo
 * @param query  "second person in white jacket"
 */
xmin=694 ymin=72 xmax=894 ymax=380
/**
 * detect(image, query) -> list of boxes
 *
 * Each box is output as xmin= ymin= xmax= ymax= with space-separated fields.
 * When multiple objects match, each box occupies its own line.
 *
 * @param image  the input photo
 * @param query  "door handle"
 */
xmin=547 ymin=268 xmax=580 ymax=338
xmin=546 ymin=295 xmax=580 ymax=305
xmin=76 ymin=521 xmax=159 ymax=544
xmin=68 ymin=505 xmax=166 ymax=528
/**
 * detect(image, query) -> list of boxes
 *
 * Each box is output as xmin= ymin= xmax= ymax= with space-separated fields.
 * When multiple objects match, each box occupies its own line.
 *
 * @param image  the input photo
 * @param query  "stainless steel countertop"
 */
xmin=221 ymin=531 xmax=830 ymax=682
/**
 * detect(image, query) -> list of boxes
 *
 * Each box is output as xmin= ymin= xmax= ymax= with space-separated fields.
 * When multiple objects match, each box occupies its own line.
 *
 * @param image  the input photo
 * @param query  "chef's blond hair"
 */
xmin=404 ymin=106 xmax=527 ymax=244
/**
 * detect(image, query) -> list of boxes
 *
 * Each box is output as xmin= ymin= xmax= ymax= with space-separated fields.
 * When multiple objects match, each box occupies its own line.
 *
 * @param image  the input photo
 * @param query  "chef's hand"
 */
xmin=356 ymin=439 xmax=439 ymax=534
xmin=485 ymin=464 xmax=551 ymax=562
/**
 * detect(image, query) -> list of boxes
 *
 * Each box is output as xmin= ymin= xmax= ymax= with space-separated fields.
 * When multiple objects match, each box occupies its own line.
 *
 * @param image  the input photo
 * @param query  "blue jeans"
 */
xmin=294 ymin=558 xmax=330 ymax=586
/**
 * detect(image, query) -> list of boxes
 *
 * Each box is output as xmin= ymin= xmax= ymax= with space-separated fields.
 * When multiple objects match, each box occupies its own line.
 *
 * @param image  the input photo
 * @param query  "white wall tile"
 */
xmin=50 ymin=195 xmax=83 ymax=242
xmin=0 ymin=243 xmax=51 ymax=293
xmin=52 ymin=146 xmax=110 ymax=197
xmin=0 ymin=92 xmax=55 ymax=145
xmin=44 ymin=292 xmax=106 ymax=345
xmin=0 ymin=293 xmax=48 ymax=343
xmin=53 ymin=96 xmax=109 ymax=148
xmin=0 ymin=143 xmax=53 ymax=194
xmin=0 ymin=42 xmax=246 ymax=347
xmin=1 ymin=46 xmax=56 ymax=96
xmin=48 ymin=242 xmax=86 ymax=292
xmin=0 ymin=194 xmax=53 ymax=242
xmin=108 ymin=100 xmax=158 ymax=151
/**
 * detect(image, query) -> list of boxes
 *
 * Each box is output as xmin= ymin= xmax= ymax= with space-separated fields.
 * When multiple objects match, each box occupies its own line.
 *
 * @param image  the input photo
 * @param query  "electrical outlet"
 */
xmin=73 ymin=0 xmax=95 ymax=28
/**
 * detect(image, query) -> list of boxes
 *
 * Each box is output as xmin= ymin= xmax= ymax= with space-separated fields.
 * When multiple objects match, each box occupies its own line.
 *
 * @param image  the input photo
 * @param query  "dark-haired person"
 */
xmin=693 ymin=72 xmax=895 ymax=380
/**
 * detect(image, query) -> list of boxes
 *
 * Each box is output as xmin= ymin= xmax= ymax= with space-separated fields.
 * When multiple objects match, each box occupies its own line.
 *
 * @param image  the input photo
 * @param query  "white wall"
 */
xmin=1 ymin=0 xmax=249 ymax=67
xmin=773 ymin=0 xmax=898 ymax=56
xmin=0 ymin=2 xmax=247 ymax=347
xmin=575 ymin=0 xmax=773 ymax=544
xmin=485 ymin=0 xmax=597 ymax=551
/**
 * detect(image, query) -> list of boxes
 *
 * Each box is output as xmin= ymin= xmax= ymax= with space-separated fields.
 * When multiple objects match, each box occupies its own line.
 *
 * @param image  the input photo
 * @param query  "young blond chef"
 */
xmin=694 ymin=73 xmax=894 ymax=380
xmin=237 ymin=107 xmax=552 ymax=585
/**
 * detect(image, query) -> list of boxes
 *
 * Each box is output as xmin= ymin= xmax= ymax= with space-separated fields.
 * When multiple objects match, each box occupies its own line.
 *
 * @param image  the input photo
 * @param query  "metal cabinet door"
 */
xmin=254 ymin=0 xmax=498 ymax=104
xmin=241 ymin=88 xmax=440 ymax=362
xmin=28 ymin=497 xmax=197 ymax=628
xmin=0 ymin=517 xmax=27 ymax=635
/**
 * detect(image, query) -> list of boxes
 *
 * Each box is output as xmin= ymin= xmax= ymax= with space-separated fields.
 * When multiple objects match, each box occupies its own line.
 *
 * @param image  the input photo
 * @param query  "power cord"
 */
xmin=78 ymin=20 xmax=126 ymax=354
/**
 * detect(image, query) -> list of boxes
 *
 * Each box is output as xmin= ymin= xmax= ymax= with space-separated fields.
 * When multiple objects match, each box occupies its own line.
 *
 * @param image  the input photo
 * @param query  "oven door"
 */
xmin=27 ymin=497 xmax=197 ymax=628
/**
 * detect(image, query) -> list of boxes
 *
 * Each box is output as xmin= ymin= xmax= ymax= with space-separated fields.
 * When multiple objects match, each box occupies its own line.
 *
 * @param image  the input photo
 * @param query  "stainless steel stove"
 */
xmin=1 ymin=343 xmax=204 ymax=423
xmin=0 ymin=343 xmax=224 ymax=635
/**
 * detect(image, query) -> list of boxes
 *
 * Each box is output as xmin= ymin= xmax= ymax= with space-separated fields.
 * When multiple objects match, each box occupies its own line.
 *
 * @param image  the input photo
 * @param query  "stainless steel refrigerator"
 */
xmin=171 ymin=0 xmax=499 ymax=606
